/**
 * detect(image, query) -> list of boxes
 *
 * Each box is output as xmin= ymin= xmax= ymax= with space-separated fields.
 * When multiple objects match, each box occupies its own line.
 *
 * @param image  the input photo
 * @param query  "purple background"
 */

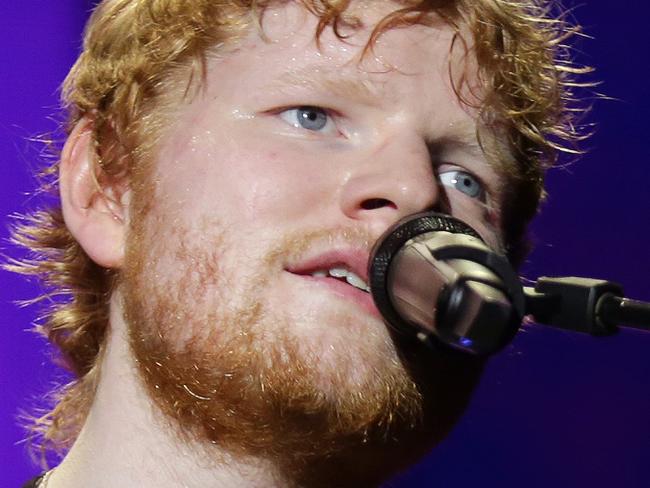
xmin=2 ymin=2 xmax=648 ymax=487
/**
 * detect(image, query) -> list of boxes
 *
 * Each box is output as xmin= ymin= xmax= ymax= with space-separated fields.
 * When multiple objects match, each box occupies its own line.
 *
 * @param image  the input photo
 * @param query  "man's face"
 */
xmin=122 ymin=1 xmax=499 ymax=482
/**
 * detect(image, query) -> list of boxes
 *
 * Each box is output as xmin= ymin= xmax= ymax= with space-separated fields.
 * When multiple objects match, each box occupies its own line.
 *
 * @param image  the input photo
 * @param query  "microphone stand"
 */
xmin=524 ymin=277 xmax=650 ymax=335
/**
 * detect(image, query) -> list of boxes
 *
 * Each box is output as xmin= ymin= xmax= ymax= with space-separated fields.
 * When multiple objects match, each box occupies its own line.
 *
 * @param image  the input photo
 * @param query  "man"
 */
xmin=15 ymin=1 xmax=585 ymax=486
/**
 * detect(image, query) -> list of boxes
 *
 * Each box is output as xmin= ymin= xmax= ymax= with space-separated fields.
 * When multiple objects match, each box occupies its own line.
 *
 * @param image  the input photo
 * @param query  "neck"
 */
xmin=48 ymin=297 xmax=287 ymax=488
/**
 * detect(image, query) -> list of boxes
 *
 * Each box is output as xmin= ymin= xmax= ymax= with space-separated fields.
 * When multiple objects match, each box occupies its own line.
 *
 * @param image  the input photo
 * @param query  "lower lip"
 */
xmin=289 ymin=273 xmax=382 ymax=319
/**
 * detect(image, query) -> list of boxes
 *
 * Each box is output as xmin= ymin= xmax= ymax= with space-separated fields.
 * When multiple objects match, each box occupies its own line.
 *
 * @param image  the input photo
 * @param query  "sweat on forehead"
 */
xmin=255 ymin=4 xmax=477 ymax=91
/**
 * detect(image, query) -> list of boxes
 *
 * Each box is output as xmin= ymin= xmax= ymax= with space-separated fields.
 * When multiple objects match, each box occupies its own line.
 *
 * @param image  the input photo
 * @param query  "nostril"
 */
xmin=360 ymin=198 xmax=397 ymax=210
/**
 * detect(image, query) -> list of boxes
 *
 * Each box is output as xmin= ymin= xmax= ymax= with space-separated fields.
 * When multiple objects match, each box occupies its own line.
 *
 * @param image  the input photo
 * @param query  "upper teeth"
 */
xmin=311 ymin=267 xmax=370 ymax=292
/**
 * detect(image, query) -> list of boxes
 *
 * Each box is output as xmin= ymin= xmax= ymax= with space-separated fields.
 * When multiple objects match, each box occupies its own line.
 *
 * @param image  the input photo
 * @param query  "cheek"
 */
xmin=152 ymin=119 xmax=338 ymax=228
xmin=202 ymin=153 xmax=332 ymax=223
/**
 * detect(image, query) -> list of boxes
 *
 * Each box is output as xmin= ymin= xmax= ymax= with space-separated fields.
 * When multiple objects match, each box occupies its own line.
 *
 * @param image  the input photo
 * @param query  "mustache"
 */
xmin=262 ymin=226 xmax=376 ymax=267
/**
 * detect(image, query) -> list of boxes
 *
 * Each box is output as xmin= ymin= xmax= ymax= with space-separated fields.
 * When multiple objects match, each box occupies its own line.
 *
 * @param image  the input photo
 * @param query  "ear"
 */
xmin=60 ymin=118 xmax=129 ymax=269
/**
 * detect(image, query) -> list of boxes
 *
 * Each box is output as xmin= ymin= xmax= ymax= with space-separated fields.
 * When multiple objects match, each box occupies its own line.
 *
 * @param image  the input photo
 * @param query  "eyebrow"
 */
xmin=269 ymin=67 xmax=387 ymax=106
xmin=431 ymin=123 xmax=484 ymax=158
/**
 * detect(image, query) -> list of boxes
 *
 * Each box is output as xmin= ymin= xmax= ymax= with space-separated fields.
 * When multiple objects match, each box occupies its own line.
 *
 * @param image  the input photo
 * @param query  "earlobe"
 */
xmin=60 ymin=118 xmax=129 ymax=269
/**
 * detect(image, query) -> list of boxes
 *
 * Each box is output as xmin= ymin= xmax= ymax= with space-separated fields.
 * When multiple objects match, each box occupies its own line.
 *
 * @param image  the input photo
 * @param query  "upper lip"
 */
xmin=285 ymin=248 xmax=370 ymax=285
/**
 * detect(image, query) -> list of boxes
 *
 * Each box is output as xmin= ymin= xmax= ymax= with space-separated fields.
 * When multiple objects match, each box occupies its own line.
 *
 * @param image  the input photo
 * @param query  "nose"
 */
xmin=339 ymin=133 xmax=439 ymax=236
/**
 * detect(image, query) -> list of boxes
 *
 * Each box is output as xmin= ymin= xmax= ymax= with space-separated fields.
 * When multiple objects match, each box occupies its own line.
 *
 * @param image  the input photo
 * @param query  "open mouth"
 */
xmin=286 ymin=264 xmax=380 ymax=319
xmin=306 ymin=266 xmax=370 ymax=293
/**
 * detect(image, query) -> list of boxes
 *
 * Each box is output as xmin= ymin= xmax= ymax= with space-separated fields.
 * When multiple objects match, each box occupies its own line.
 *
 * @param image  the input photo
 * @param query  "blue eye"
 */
xmin=439 ymin=170 xmax=484 ymax=200
xmin=280 ymin=106 xmax=333 ymax=132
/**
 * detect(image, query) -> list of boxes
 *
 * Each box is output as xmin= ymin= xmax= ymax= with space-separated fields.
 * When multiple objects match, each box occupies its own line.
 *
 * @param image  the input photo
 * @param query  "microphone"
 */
xmin=368 ymin=212 xmax=525 ymax=356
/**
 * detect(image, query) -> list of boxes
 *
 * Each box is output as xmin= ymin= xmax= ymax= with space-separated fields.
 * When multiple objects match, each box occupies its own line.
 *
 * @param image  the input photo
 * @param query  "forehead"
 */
xmin=196 ymin=1 xmax=480 ymax=134
xmin=257 ymin=1 xmax=457 ymax=66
